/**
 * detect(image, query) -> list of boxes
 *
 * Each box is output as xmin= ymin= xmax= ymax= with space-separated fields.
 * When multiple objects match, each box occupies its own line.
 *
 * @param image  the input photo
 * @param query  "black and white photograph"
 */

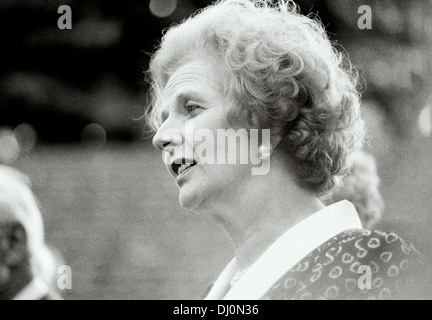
xmin=0 ymin=0 xmax=431 ymax=302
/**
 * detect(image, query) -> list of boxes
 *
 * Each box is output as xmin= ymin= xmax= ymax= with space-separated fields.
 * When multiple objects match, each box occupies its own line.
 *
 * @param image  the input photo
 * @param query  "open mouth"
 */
xmin=171 ymin=159 xmax=198 ymax=176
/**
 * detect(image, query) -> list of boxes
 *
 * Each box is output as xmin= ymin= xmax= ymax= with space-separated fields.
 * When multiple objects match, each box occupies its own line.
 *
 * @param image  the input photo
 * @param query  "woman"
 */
xmin=325 ymin=150 xmax=385 ymax=230
xmin=146 ymin=0 xmax=424 ymax=300
xmin=0 ymin=165 xmax=62 ymax=300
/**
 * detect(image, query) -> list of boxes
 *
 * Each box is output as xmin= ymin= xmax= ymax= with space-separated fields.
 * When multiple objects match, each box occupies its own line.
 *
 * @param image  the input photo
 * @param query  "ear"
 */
xmin=0 ymin=223 xmax=28 ymax=267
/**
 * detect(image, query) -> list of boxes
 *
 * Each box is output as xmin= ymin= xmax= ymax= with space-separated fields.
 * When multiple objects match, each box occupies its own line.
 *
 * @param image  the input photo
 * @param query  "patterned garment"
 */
xmin=262 ymin=229 xmax=426 ymax=300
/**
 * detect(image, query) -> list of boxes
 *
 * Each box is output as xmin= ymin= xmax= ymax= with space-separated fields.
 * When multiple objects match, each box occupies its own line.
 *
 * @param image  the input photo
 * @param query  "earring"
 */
xmin=258 ymin=144 xmax=271 ymax=160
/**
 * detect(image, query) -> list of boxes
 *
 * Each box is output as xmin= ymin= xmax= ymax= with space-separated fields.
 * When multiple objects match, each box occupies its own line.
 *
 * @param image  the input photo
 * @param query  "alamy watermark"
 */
xmin=57 ymin=265 xmax=72 ymax=290
xmin=58 ymin=5 xmax=72 ymax=30
xmin=358 ymin=5 xmax=372 ymax=30
xmin=160 ymin=121 xmax=271 ymax=176
xmin=357 ymin=265 xmax=372 ymax=290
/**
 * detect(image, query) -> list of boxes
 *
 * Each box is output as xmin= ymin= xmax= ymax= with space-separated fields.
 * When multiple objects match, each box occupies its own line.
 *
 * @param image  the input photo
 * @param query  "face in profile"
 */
xmin=152 ymin=58 xmax=256 ymax=212
xmin=0 ymin=203 xmax=31 ymax=299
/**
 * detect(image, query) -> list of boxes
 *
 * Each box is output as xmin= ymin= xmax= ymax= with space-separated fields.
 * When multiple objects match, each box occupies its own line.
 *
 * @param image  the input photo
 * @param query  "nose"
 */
xmin=152 ymin=119 xmax=183 ymax=152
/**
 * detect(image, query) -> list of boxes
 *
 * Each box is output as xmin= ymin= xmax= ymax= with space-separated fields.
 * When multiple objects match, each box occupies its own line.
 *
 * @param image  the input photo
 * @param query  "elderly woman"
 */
xmin=325 ymin=150 xmax=385 ymax=230
xmin=146 ymin=0 xmax=424 ymax=300
xmin=0 ymin=165 xmax=61 ymax=300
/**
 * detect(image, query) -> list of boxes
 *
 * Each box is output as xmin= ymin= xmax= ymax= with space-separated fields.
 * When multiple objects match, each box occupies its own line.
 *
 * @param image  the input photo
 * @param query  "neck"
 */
xmin=204 ymin=152 xmax=324 ymax=271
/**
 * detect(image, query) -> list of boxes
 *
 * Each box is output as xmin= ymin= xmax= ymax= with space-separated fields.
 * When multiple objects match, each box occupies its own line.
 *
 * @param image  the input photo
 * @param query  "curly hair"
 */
xmin=146 ymin=0 xmax=365 ymax=195
xmin=325 ymin=151 xmax=384 ymax=229
xmin=0 ymin=165 xmax=44 ymax=246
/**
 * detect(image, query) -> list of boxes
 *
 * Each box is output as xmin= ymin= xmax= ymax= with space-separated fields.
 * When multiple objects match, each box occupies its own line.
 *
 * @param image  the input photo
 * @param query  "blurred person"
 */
xmin=0 ymin=165 xmax=62 ymax=300
xmin=146 ymin=0 xmax=425 ymax=299
xmin=324 ymin=150 xmax=384 ymax=230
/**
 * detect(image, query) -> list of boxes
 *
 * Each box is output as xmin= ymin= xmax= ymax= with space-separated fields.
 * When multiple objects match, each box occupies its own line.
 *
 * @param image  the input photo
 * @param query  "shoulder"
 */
xmin=262 ymin=229 xmax=426 ymax=300
xmin=325 ymin=229 xmax=423 ymax=269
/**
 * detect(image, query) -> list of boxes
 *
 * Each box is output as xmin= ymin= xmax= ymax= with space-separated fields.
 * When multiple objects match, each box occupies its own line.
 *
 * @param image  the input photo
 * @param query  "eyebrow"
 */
xmin=159 ymin=90 xmax=208 ymax=123
xmin=175 ymin=90 xmax=206 ymax=104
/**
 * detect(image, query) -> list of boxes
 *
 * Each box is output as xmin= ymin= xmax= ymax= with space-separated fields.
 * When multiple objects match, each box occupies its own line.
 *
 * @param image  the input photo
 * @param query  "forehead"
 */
xmin=0 ymin=200 xmax=17 ymax=222
xmin=162 ymin=59 xmax=222 ymax=101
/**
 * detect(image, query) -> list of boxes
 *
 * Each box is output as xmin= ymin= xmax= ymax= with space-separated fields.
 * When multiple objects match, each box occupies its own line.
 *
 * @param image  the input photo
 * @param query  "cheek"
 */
xmin=192 ymin=164 xmax=233 ymax=193
xmin=212 ymin=135 xmax=253 ymax=166
xmin=192 ymin=107 xmax=230 ymax=134
xmin=207 ymin=163 xmax=250 ymax=189
xmin=179 ymin=163 xmax=250 ymax=210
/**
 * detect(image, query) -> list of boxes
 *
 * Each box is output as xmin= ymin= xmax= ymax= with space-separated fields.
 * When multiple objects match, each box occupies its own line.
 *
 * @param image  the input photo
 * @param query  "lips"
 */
xmin=171 ymin=158 xmax=197 ymax=176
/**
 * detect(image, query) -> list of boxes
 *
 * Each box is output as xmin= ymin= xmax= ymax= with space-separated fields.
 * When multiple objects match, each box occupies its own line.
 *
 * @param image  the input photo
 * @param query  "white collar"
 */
xmin=205 ymin=200 xmax=363 ymax=300
xmin=13 ymin=277 xmax=49 ymax=300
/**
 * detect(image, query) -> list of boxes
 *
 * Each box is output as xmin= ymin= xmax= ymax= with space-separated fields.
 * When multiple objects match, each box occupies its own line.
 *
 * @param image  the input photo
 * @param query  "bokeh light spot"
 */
xmin=0 ymin=130 xmax=21 ymax=165
xmin=418 ymin=104 xmax=432 ymax=137
xmin=81 ymin=123 xmax=107 ymax=148
xmin=149 ymin=0 xmax=177 ymax=18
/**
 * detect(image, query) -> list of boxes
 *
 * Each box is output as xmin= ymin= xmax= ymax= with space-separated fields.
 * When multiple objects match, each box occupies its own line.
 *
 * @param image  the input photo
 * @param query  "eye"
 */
xmin=185 ymin=103 xmax=202 ymax=114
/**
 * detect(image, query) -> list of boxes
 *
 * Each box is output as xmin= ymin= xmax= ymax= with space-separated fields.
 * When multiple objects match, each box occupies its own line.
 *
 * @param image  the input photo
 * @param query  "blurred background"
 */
xmin=0 ymin=0 xmax=431 ymax=299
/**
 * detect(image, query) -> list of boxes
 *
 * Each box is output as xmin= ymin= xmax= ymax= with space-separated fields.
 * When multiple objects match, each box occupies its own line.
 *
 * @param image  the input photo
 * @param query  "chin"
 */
xmin=178 ymin=184 xmax=208 ymax=212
